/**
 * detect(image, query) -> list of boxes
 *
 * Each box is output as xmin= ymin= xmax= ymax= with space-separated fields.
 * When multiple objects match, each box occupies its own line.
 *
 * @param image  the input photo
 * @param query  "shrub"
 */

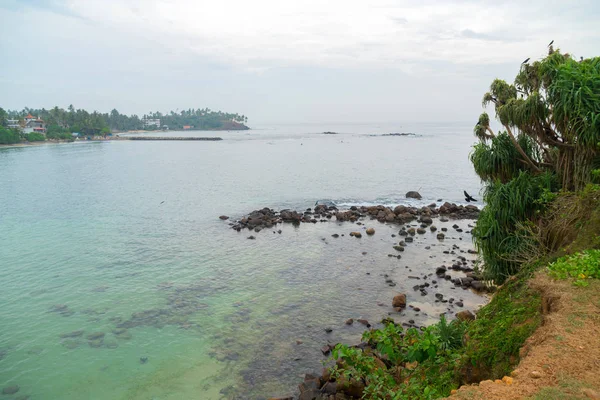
xmin=25 ymin=132 xmax=46 ymax=142
xmin=548 ymin=250 xmax=600 ymax=286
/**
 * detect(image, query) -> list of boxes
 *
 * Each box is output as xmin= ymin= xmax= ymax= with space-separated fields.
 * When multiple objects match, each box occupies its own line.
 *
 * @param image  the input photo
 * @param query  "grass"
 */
xmin=459 ymin=270 xmax=542 ymax=382
xmin=528 ymin=373 xmax=595 ymax=400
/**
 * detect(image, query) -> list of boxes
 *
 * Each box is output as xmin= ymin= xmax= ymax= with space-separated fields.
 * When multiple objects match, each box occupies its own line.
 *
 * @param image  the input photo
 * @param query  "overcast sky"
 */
xmin=1 ymin=0 xmax=599 ymax=124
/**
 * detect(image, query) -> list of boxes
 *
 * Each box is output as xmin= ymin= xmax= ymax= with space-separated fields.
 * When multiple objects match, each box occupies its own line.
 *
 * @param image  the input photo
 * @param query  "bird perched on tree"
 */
xmin=522 ymin=57 xmax=530 ymax=64
xmin=548 ymin=40 xmax=554 ymax=47
xmin=464 ymin=191 xmax=477 ymax=202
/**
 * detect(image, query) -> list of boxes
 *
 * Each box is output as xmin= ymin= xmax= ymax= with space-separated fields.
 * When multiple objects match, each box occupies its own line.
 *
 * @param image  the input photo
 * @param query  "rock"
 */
xmin=357 ymin=319 xmax=370 ymax=326
xmin=349 ymin=232 xmax=362 ymax=238
xmin=88 ymin=339 xmax=104 ymax=348
xmin=140 ymin=357 xmax=149 ymax=364
xmin=471 ymin=281 xmax=486 ymax=291
xmin=322 ymin=381 xmax=337 ymax=395
xmin=392 ymin=294 xmax=407 ymax=308
xmin=455 ymin=301 xmax=464 ymax=307
xmin=405 ymin=236 xmax=413 ymax=243
xmin=417 ymin=228 xmax=426 ymax=234
xmin=345 ymin=318 xmax=354 ymax=325
xmin=86 ymin=332 xmax=105 ymax=340
xmin=393 ymin=245 xmax=405 ymax=252
xmin=325 ymin=327 xmax=333 ymax=333
xmin=529 ymin=371 xmax=542 ymax=379
xmin=2 ymin=385 xmax=19 ymax=395
xmin=405 ymin=191 xmax=422 ymax=199
xmin=219 ymin=215 xmax=229 ymax=220
xmin=366 ymin=228 xmax=375 ymax=235
xmin=407 ymin=228 xmax=416 ymax=235
xmin=456 ymin=310 xmax=475 ymax=321
xmin=502 ymin=376 xmax=513 ymax=385
xmin=60 ymin=330 xmax=84 ymax=338
xmin=247 ymin=235 xmax=256 ymax=240
xmin=331 ymin=234 xmax=339 ymax=238
xmin=321 ymin=345 xmax=331 ymax=355
xmin=430 ymin=225 xmax=437 ymax=232
xmin=420 ymin=216 xmax=433 ymax=225
xmin=436 ymin=266 xmax=447 ymax=275
xmin=436 ymin=233 xmax=445 ymax=240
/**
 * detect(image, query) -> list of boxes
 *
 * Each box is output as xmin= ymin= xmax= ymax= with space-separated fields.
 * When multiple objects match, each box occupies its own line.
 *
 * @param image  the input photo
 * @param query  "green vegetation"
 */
xmin=0 ymin=126 xmax=21 ymax=144
xmin=329 ymin=317 xmax=467 ymax=399
xmin=548 ymin=250 xmax=600 ymax=286
xmin=25 ymin=132 xmax=46 ymax=142
xmin=472 ymin=46 xmax=600 ymax=283
xmin=2 ymin=105 xmax=249 ymax=135
xmin=461 ymin=271 xmax=541 ymax=380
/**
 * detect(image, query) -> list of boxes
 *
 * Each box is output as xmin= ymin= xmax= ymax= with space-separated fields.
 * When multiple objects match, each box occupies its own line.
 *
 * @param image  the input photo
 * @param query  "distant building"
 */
xmin=143 ymin=118 xmax=161 ymax=128
xmin=183 ymin=125 xmax=194 ymax=130
xmin=23 ymin=114 xmax=46 ymax=134
xmin=6 ymin=119 xmax=20 ymax=130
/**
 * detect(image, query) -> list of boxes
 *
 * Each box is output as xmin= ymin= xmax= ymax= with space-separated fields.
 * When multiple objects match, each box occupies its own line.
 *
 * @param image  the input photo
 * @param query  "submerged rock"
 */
xmin=2 ymin=385 xmax=19 ymax=395
xmin=392 ymin=293 xmax=407 ymax=308
xmin=405 ymin=191 xmax=422 ymax=199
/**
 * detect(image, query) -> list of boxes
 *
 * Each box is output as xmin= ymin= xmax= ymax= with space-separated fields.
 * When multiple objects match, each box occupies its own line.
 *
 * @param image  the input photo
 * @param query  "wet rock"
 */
xmin=393 ymin=245 xmax=405 ymax=252
xmin=219 ymin=215 xmax=229 ymax=220
xmin=366 ymin=228 xmax=375 ymax=235
xmin=247 ymin=235 xmax=256 ymax=240
xmin=322 ymin=381 xmax=337 ymax=395
xmin=420 ymin=216 xmax=433 ymax=225
xmin=140 ymin=357 xmax=149 ymax=364
xmin=357 ymin=319 xmax=370 ymax=326
xmin=345 ymin=318 xmax=354 ymax=325
xmin=435 ymin=293 xmax=443 ymax=300
xmin=62 ymin=339 xmax=80 ymax=349
xmin=471 ymin=281 xmax=486 ymax=291
xmin=436 ymin=266 xmax=447 ymax=275
xmin=407 ymin=228 xmax=416 ymax=236
xmin=430 ymin=225 xmax=437 ymax=232
xmin=405 ymin=191 xmax=422 ymax=199
xmin=105 ymin=340 xmax=119 ymax=349
xmin=349 ymin=232 xmax=362 ymax=238
xmin=455 ymin=301 xmax=464 ymax=307
xmin=436 ymin=233 xmax=445 ymax=240
xmin=331 ymin=234 xmax=339 ymax=238
xmin=417 ymin=228 xmax=426 ymax=234
xmin=321 ymin=345 xmax=332 ymax=355
xmin=2 ymin=385 xmax=19 ymax=395
xmin=112 ymin=328 xmax=127 ymax=335
xmin=405 ymin=236 xmax=414 ymax=243
xmin=325 ymin=327 xmax=333 ymax=333
xmin=456 ymin=310 xmax=475 ymax=321
xmin=392 ymin=293 xmax=407 ymax=308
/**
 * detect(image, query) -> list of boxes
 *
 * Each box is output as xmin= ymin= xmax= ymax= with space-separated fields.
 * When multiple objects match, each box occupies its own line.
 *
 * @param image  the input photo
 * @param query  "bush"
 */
xmin=0 ymin=127 xmax=21 ymax=144
xmin=548 ymin=250 xmax=600 ymax=286
xmin=25 ymin=132 xmax=46 ymax=142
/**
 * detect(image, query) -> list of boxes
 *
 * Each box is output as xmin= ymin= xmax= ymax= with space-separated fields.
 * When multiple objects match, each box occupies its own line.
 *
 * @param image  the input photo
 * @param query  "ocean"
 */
xmin=0 ymin=122 xmax=486 ymax=399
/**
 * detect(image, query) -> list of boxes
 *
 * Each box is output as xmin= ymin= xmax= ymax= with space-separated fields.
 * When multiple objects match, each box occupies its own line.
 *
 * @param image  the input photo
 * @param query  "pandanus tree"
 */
xmin=471 ymin=47 xmax=600 ymax=282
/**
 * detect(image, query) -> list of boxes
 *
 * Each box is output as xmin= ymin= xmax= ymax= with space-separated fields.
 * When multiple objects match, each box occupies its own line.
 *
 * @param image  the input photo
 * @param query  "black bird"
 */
xmin=548 ymin=40 xmax=554 ymax=47
xmin=160 ymin=201 xmax=165 ymax=204
xmin=464 ymin=191 xmax=477 ymax=202
xmin=522 ymin=58 xmax=530 ymax=64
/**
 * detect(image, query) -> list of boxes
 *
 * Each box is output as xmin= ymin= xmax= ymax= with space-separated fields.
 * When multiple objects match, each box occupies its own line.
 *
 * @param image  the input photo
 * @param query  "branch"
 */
xmin=486 ymin=126 xmax=496 ymax=138
xmin=505 ymin=125 xmax=542 ymax=173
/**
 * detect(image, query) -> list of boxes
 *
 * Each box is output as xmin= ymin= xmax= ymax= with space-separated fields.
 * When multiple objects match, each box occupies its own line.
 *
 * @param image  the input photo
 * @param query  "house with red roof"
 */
xmin=23 ymin=114 xmax=46 ymax=134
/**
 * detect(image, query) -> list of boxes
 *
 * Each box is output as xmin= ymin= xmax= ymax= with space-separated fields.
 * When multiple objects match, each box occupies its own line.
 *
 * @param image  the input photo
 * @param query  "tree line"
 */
xmin=0 ymin=105 xmax=249 ymax=144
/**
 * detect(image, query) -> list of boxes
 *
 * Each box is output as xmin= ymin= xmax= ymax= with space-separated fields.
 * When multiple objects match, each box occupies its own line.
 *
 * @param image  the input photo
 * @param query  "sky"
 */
xmin=1 ymin=0 xmax=599 ymax=124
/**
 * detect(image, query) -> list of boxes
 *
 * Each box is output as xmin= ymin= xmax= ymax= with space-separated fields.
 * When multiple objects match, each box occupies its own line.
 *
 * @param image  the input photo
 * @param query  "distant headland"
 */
xmin=0 ymin=105 xmax=249 ymax=145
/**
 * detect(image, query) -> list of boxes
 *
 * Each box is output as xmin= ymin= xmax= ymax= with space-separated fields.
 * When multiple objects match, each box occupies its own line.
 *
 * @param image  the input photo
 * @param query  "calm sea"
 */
xmin=0 ymin=123 xmax=486 ymax=399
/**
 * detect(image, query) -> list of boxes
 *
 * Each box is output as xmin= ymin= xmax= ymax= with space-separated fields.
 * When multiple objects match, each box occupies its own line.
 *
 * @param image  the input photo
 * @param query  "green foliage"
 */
xmin=25 ymin=132 xmax=46 ymax=142
xmin=473 ymin=171 xmax=557 ymax=282
xmin=330 ymin=318 xmax=467 ymax=399
xmin=461 ymin=273 xmax=541 ymax=380
xmin=548 ymin=250 xmax=600 ymax=286
xmin=0 ymin=126 xmax=21 ymax=144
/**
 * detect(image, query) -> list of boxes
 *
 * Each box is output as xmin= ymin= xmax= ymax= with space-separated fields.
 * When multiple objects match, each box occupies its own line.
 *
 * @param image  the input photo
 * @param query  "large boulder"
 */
xmin=392 ymin=293 xmax=407 ymax=308
xmin=456 ymin=310 xmax=475 ymax=321
xmin=405 ymin=191 xmax=422 ymax=199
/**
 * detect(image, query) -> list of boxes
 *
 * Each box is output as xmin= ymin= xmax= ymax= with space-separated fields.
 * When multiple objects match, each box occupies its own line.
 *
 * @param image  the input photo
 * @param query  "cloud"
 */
xmin=460 ymin=29 xmax=522 ymax=43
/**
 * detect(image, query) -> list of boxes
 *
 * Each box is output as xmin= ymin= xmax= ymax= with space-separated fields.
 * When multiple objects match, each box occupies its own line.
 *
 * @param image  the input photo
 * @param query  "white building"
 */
xmin=22 ymin=114 xmax=46 ymax=134
xmin=143 ymin=118 xmax=161 ymax=128
xmin=6 ymin=119 xmax=20 ymax=130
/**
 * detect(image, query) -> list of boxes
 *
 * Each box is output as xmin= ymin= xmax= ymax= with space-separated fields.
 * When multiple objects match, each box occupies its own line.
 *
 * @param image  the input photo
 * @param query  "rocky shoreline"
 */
xmin=221 ymin=194 xmax=490 ymax=399
xmin=223 ymin=199 xmax=480 ymax=235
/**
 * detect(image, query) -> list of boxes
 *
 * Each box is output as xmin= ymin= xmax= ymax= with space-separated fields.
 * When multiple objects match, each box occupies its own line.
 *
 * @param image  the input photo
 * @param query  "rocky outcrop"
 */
xmin=405 ymin=191 xmax=422 ymax=199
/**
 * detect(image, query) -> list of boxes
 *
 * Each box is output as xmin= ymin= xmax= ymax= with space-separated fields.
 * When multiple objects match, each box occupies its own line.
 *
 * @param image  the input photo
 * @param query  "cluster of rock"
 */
xmin=435 ymin=258 xmax=492 ymax=292
xmin=224 ymin=202 xmax=479 ymax=234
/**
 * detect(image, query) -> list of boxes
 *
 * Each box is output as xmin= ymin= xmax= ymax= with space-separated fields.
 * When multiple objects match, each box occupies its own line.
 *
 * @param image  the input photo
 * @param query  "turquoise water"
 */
xmin=0 ymin=123 xmax=486 ymax=399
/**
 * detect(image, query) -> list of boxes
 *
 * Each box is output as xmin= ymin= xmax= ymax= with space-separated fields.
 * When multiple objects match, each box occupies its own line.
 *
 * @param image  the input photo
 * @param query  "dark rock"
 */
xmin=345 ymin=318 xmax=353 ymax=325
xmin=325 ymin=328 xmax=333 ymax=333
xmin=405 ymin=236 xmax=414 ymax=243
xmin=455 ymin=301 xmax=464 ymax=307
xmin=331 ymin=234 xmax=339 ymax=238
xmin=321 ymin=345 xmax=331 ymax=355
xmin=417 ymin=228 xmax=426 ymax=234
xmin=456 ymin=310 xmax=475 ymax=321
xmin=405 ymin=191 xmax=422 ymax=199
xmin=357 ymin=319 xmax=370 ymax=326
xmin=392 ymin=293 xmax=407 ymax=308
xmin=2 ymin=385 xmax=19 ymax=395
xmin=219 ymin=215 xmax=229 ymax=220
xmin=436 ymin=266 xmax=447 ymax=275
xmin=247 ymin=235 xmax=256 ymax=240
xmin=436 ymin=233 xmax=445 ymax=240
xmin=140 ymin=357 xmax=149 ymax=364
